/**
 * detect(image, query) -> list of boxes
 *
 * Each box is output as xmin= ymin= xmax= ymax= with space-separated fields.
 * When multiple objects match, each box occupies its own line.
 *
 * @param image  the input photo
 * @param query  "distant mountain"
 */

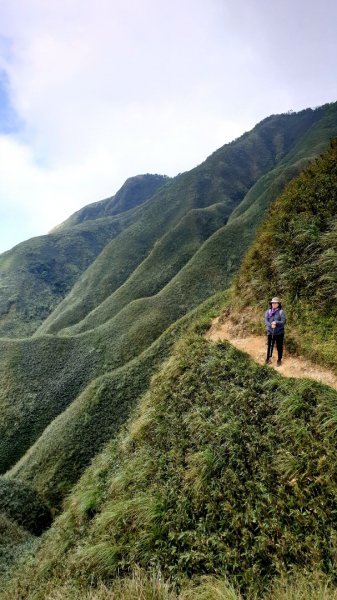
xmin=0 ymin=174 xmax=168 ymax=337
xmin=53 ymin=173 xmax=170 ymax=231
xmin=1 ymin=102 xmax=337 ymax=594
xmin=36 ymin=103 xmax=337 ymax=337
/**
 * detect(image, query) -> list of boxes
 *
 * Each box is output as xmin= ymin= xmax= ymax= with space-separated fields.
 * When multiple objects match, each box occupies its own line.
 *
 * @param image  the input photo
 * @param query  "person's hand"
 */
xmin=271 ymin=321 xmax=277 ymax=329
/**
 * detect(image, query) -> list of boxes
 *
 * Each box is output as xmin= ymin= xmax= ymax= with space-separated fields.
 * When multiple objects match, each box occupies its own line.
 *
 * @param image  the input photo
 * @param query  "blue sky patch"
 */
xmin=0 ymin=69 xmax=21 ymax=134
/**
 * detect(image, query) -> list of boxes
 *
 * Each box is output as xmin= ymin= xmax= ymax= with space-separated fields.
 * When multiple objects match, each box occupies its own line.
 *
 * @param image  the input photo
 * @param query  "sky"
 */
xmin=0 ymin=0 xmax=337 ymax=254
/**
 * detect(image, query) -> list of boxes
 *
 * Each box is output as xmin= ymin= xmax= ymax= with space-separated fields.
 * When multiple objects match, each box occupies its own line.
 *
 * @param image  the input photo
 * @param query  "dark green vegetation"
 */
xmin=2 ymin=334 xmax=337 ymax=598
xmin=0 ymin=514 xmax=36 ymax=581
xmin=232 ymin=138 xmax=337 ymax=369
xmin=0 ymin=477 xmax=51 ymax=535
xmin=1 ymin=102 xmax=337 ymax=597
xmin=6 ymin=296 xmax=224 ymax=508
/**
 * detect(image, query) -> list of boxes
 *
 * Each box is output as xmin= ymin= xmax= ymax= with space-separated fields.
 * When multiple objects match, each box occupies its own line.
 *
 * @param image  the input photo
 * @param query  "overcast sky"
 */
xmin=0 ymin=0 xmax=337 ymax=253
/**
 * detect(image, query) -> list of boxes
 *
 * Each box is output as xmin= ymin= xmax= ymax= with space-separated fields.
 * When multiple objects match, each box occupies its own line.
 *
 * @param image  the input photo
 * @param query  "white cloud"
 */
xmin=0 ymin=0 xmax=336 ymax=252
xmin=0 ymin=105 xmax=247 ymax=252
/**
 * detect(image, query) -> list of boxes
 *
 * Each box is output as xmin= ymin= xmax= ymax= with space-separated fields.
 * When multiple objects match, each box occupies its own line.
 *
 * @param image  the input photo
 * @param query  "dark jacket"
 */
xmin=264 ymin=306 xmax=286 ymax=335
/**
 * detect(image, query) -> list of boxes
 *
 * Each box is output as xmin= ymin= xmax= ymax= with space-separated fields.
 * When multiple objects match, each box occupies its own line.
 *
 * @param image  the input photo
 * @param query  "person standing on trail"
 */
xmin=265 ymin=297 xmax=286 ymax=366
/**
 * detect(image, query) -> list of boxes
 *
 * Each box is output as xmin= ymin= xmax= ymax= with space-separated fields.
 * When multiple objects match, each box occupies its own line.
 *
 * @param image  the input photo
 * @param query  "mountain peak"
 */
xmin=53 ymin=173 xmax=170 ymax=232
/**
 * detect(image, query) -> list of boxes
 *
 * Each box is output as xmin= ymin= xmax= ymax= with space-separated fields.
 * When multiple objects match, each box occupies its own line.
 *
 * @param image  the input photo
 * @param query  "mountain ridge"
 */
xmin=1 ymin=103 xmax=337 ymax=495
xmin=0 ymin=174 xmax=169 ymax=338
xmin=52 ymin=173 xmax=170 ymax=231
xmin=2 ymin=102 xmax=337 ymax=597
xmin=36 ymin=104 xmax=336 ymax=336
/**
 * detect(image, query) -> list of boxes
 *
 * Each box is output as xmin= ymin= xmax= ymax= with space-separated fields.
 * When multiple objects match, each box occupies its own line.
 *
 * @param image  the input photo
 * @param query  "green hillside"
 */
xmin=54 ymin=173 xmax=170 ymax=230
xmin=2 ymin=103 xmax=337 ymax=597
xmin=2 ymin=329 xmax=337 ymax=598
xmin=57 ymin=202 xmax=229 ymax=335
xmin=0 ymin=174 xmax=167 ymax=338
xmin=6 ymin=298 xmax=222 ymax=508
xmin=0 ymin=332 xmax=102 ymax=474
xmin=1 ymin=105 xmax=336 ymax=508
xmin=230 ymin=138 xmax=337 ymax=370
xmin=37 ymin=104 xmax=335 ymax=336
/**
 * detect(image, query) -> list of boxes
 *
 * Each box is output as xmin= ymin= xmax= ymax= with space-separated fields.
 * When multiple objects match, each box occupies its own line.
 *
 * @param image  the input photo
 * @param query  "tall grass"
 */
xmin=230 ymin=138 xmax=337 ymax=371
xmin=6 ymin=294 xmax=225 ymax=509
xmin=2 ymin=105 xmax=337 ymax=505
xmin=3 ymin=332 xmax=337 ymax=598
xmin=2 ymin=104 xmax=337 ymax=597
xmin=3 ymin=568 xmax=337 ymax=599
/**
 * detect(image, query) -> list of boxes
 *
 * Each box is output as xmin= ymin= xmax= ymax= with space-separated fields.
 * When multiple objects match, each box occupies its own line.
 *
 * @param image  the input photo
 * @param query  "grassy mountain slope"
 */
xmin=36 ymin=105 xmax=331 ymax=336
xmin=54 ymin=174 xmax=169 ymax=231
xmin=3 ymin=330 xmax=337 ymax=598
xmin=1 ymin=104 xmax=337 ymax=507
xmin=0 ymin=332 xmax=102 ymax=473
xmin=0 ymin=284 xmax=221 ymax=485
xmin=230 ymin=138 xmax=337 ymax=370
xmin=6 ymin=295 xmax=224 ymax=509
xmin=0 ymin=514 xmax=35 ymax=582
xmin=2 ymin=104 xmax=337 ymax=596
xmin=0 ymin=175 xmax=167 ymax=338
xmin=59 ymin=202 xmax=229 ymax=334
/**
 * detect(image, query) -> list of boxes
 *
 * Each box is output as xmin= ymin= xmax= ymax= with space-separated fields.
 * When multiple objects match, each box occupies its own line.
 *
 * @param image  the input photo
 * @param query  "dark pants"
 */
xmin=267 ymin=333 xmax=284 ymax=361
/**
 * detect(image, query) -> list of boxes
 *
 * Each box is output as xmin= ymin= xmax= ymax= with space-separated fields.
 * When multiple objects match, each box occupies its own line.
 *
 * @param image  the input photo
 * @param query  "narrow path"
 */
xmin=206 ymin=317 xmax=337 ymax=391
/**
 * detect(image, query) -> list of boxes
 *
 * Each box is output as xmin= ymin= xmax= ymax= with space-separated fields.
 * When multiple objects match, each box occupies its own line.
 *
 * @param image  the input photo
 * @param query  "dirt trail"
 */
xmin=206 ymin=317 xmax=337 ymax=391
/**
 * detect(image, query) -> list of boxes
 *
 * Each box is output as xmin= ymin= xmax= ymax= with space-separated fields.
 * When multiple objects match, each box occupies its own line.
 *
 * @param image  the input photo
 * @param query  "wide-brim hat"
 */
xmin=270 ymin=297 xmax=280 ymax=303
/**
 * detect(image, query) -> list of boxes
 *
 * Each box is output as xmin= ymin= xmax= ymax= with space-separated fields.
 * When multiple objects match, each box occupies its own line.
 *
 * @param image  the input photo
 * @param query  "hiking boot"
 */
xmin=276 ymin=360 xmax=282 ymax=367
xmin=265 ymin=358 xmax=271 ymax=364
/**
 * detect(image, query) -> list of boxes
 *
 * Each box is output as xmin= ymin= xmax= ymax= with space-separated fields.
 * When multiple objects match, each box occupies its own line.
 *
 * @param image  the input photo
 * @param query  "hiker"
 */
xmin=265 ymin=296 xmax=286 ymax=366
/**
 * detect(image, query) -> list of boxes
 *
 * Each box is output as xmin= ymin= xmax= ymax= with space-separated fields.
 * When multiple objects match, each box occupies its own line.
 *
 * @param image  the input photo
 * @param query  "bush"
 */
xmin=0 ymin=477 xmax=51 ymax=535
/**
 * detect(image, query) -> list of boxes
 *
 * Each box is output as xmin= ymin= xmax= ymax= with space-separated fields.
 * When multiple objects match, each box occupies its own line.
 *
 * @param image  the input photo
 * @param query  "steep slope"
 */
xmin=57 ymin=202 xmax=229 ymax=334
xmin=3 ymin=332 xmax=337 ymax=598
xmin=229 ymin=138 xmax=337 ymax=370
xmin=2 ymin=105 xmax=337 ymax=597
xmin=0 ymin=332 xmax=102 ymax=473
xmin=37 ymin=104 xmax=334 ymax=336
xmin=1 ymin=104 xmax=337 ymax=511
xmin=0 ymin=174 xmax=167 ymax=337
xmin=54 ymin=173 xmax=170 ymax=230
xmin=6 ymin=295 xmax=224 ymax=508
